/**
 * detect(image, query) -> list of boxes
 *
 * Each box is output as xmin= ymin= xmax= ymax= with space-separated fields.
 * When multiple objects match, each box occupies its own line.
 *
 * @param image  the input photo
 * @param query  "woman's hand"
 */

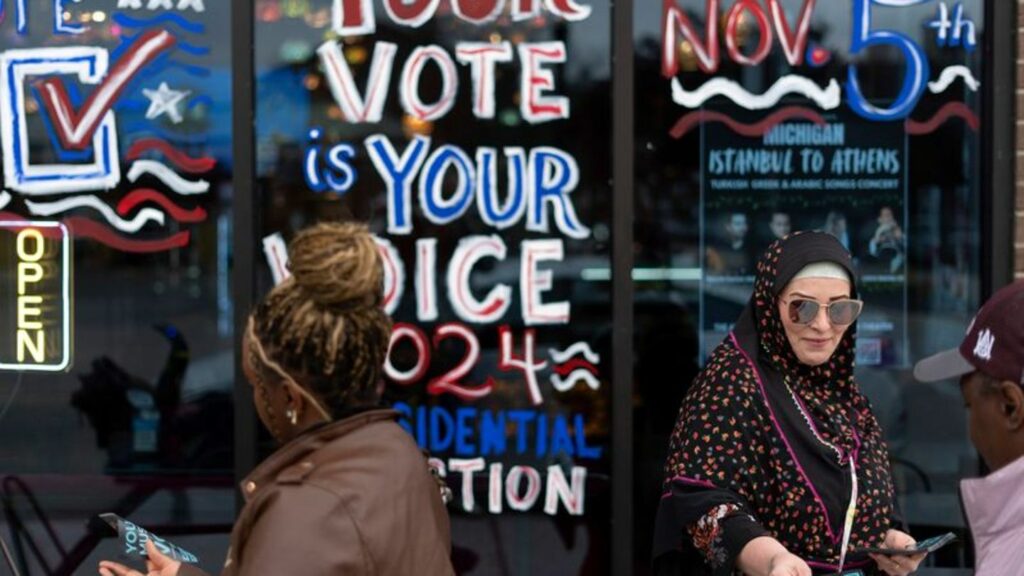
xmin=738 ymin=537 xmax=811 ymax=576
xmin=766 ymin=551 xmax=813 ymax=576
xmin=98 ymin=540 xmax=181 ymax=576
xmin=869 ymin=529 xmax=926 ymax=576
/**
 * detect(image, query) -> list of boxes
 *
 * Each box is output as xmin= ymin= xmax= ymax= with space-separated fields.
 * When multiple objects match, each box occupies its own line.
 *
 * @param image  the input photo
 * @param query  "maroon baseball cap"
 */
xmin=914 ymin=281 xmax=1024 ymax=384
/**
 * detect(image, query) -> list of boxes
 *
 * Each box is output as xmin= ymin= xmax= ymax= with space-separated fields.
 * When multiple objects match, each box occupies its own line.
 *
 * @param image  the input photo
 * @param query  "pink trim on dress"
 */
xmin=729 ymin=332 xmax=841 ymax=545
xmin=661 ymin=475 xmax=719 ymax=499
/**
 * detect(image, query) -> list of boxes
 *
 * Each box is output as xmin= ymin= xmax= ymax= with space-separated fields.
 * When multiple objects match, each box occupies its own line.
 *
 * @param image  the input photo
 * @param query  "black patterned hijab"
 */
xmin=655 ymin=232 xmax=898 ymax=575
xmin=732 ymin=231 xmax=861 ymax=456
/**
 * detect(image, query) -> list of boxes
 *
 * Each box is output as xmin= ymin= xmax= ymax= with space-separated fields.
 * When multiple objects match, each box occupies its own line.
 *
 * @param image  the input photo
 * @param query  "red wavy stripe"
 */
xmin=553 ymin=358 xmax=598 ymax=377
xmin=905 ymin=101 xmax=980 ymax=135
xmin=117 ymin=188 xmax=207 ymax=223
xmin=65 ymin=217 xmax=190 ymax=253
xmin=126 ymin=137 xmax=217 ymax=173
xmin=0 ymin=211 xmax=190 ymax=253
xmin=669 ymin=106 xmax=828 ymax=139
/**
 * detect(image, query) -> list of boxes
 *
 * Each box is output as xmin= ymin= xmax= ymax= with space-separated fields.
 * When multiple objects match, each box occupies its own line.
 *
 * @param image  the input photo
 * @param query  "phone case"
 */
xmin=859 ymin=532 xmax=957 ymax=557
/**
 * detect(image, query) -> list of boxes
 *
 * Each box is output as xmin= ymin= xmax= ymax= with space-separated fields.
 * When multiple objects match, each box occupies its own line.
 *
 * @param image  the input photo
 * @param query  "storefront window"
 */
xmin=634 ymin=0 xmax=985 ymax=569
xmin=254 ymin=1 xmax=613 ymax=573
xmin=0 ymin=0 xmax=1010 ymax=574
xmin=0 ymin=0 xmax=235 ymax=572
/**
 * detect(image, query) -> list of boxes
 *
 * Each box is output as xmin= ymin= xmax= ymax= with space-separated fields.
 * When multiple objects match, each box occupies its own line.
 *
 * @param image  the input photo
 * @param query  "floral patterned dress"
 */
xmin=653 ymin=232 xmax=902 ymax=576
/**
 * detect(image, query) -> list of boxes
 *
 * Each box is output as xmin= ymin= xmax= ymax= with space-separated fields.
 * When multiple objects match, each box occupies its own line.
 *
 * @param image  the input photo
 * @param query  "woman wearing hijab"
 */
xmin=97 ymin=223 xmax=454 ymax=576
xmin=653 ymin=232 xmax=922 ymax=576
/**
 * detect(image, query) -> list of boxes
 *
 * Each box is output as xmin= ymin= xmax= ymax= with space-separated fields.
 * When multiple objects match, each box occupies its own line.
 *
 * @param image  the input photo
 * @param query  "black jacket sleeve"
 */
xmin=653 ymin=481 xmax=770 ymax=576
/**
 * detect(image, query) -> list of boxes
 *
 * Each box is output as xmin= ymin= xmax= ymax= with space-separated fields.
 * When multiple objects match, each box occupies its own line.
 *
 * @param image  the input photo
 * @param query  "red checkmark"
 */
xmin=34 ymin=29 xmax=177 ymax=151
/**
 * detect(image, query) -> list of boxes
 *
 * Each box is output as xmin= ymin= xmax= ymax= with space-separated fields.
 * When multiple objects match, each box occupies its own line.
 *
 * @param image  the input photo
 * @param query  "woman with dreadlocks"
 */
xmin=99 ymin=222 xmax=454 ymax=576
xmin=653 ymin=232 xmax=923 ymax=576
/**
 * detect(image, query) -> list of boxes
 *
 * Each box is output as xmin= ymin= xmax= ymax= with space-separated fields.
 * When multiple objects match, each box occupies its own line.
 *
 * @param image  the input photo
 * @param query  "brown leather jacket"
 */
xmin=180 ymin=409 xmax=453 ymax=576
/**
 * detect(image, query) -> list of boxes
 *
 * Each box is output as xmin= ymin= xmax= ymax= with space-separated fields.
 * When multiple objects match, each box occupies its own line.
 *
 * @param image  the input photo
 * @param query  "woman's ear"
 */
xmin=282 ymin=380 xmax=305 ymax=415
xmin=999 ymin=381 xmax=1024 ymax=431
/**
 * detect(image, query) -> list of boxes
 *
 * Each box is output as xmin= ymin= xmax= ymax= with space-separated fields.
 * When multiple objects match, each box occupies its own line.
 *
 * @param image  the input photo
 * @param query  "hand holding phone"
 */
xmin=91 ymin=513 xmax=200 ymax=564
xmin=859 ymin=532 xmax=957 ymax=557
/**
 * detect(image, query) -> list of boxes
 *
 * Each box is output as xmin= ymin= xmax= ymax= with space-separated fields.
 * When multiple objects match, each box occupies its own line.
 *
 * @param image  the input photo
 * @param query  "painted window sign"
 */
xmin=0 ymin=0 xmax=219 ymax=253
xmin=0 ymin=221 xmax=71 ymax=371
xmin=1 ymin=47 xmax=122 ymax=194
xmin=330 ymin=0 xmax=592 ymax=35
xmin=662 ymin=0 xmax=980 ymax=126
xmin=265 ymin=0 xmax=609 ymax=518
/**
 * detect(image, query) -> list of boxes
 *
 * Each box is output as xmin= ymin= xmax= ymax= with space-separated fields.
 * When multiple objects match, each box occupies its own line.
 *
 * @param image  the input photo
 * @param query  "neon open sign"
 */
xmin=0 ymin=221 xmax=71 ymax=371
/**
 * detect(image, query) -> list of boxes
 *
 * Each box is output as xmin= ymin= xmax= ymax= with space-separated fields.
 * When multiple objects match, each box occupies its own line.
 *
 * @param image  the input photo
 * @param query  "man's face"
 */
xmin=961 ymin=371 xmax=1013 ymax=470
xmin=879 ymin=207 xmax=895 ymax=225
xmin=727 ymin=214 xmax=748 ymax=239
xmin=770 ymin=213 xmax=791 ymax=239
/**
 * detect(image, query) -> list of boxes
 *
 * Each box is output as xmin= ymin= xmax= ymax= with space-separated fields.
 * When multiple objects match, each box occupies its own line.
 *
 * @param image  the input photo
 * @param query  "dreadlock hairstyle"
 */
xmin=249 ymin=222 xmax=393 ymax=420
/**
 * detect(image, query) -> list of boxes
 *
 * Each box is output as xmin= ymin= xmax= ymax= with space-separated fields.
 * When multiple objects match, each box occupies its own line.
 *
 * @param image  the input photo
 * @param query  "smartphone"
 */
xmin=859 ymin=532 xmax=957 ymax=557
xmin=91 ymin=513 xmax=201 ymax=564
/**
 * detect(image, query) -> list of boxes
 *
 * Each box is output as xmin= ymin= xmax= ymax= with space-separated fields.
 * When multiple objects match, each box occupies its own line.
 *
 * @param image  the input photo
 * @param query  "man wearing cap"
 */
xmin=914 ymin=281 xmax=1024 ymax=575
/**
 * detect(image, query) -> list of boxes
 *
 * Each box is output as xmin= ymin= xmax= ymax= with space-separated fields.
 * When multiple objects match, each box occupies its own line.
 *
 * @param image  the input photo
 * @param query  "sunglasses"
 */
xmin=783 ymin=298 xmax=864 ymax=326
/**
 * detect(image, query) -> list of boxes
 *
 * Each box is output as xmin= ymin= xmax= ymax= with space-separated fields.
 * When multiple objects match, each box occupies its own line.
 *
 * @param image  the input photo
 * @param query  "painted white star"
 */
xmin=118 ymin=0 xmax=143 ymax=8
xmin=178 ymin=0 xmax=205 ymax=11
xmin=143 ymin=82 xmax=190 ymax=124
xmin=147 ymin=0 xmax=173 ymax=9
